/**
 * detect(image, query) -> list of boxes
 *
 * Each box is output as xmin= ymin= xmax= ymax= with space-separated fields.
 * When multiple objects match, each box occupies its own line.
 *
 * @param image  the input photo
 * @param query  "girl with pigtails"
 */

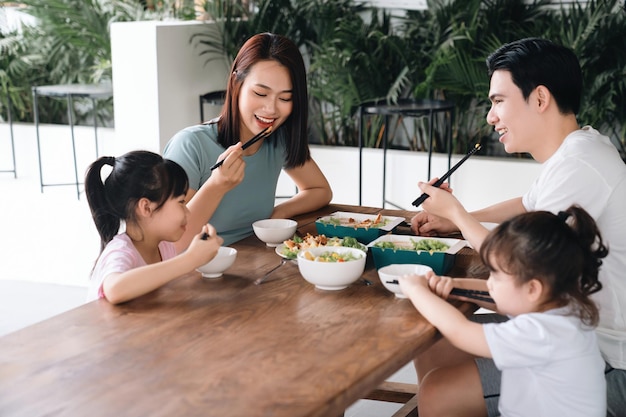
xmin=399 ymin=205 xmax=608 ymax=417
xmin=84 ymin=150 xmax=223 ymax=304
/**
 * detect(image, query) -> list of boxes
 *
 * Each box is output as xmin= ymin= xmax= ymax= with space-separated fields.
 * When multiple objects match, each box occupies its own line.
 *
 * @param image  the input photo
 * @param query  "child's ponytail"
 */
xmin=558 ymin=205 xmax=607 ymax=326
xmin=85 ymin=156 xmax=120 ymax=252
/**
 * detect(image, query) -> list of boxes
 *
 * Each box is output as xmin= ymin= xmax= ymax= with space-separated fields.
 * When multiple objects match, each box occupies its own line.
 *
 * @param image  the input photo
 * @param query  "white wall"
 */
xmin=275 ymin=146 xmax=542 ymax=212
xmin=110 ymin=20 xmax=229 ymax=154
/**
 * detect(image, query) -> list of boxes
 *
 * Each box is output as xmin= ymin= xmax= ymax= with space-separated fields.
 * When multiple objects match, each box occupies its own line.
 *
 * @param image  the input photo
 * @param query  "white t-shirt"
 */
xmin=523 ymin=126 xmax=626 ymax=369
xmin=484 ymin=308 xmax=606 ymax=417
xmin=86 ymin=233 xmax=177 ymax=302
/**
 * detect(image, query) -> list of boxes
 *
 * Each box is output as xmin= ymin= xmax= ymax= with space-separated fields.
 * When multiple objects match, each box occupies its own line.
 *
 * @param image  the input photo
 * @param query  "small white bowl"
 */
xmin=378 ymin=264 xmax=433 ymax=298
xmin=252 ymin=219 xmax=298 ymax=247
xmin=297 ymin=246 xmax=366 ymax=290
xmin=197 ymin=247 xmax=237 ymax=278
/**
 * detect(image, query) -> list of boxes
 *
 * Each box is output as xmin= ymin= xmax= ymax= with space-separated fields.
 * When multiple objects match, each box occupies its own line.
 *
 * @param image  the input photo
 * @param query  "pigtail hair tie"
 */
xmin=557 ymin=211 xmax=571 ymax=223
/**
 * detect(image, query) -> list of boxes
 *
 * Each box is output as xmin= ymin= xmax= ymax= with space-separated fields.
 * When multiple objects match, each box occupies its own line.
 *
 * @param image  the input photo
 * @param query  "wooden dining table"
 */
xmin=0 ymin=204 xmax=487 ymax=417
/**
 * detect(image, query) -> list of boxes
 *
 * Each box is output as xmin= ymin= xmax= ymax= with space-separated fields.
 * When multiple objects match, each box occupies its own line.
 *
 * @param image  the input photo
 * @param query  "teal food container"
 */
xmin=315 ymin=211 xmax=405 ymax=244
xmin=368 ymin=235 xmax=467 ymax=275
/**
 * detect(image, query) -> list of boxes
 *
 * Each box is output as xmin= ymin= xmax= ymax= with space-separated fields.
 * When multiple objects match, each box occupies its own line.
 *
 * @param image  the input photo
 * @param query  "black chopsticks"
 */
xmin=412 ymin=143 xmax=482 ymax=207
xmin=450 ymin=288 xmax=494 ymax=303
xmin=384 ymin=280 xmax=494 ymax=304
xmin=209 ymin=125 xmax=273 ymax=171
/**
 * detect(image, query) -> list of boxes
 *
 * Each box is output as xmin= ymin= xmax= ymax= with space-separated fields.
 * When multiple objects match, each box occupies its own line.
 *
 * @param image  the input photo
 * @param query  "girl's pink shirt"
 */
xmin=86 ymin=233 xmax=177 ymax=302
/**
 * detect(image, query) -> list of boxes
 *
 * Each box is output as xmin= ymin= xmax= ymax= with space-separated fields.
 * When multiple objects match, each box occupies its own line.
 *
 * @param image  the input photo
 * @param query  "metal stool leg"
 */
xmin=66 ymin=95 xmax=80 ymax=200
xmin=358 ymin=106 xmax=364 ymax=206
xmin=92 ymin=97 xmax=99 ymax=158
xmin=32 ymin=88 xmax=45 ymax=193
xmin=8 ymin=94 xmax=16 ymax=178
xmin=1 ymin=91 xmax=17 ymax=178
xmin=427 ymin=108 xmax=434 ymax=180
xmin=382 ymin=114 xmax=389 ymax=208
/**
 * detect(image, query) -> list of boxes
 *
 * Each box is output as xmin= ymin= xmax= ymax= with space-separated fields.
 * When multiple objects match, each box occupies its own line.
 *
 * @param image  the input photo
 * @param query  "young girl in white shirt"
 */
xmin=85 ymin=150 xmax=223 ymax=304
xmin=399 ymin=205 xmax=607 ymax=417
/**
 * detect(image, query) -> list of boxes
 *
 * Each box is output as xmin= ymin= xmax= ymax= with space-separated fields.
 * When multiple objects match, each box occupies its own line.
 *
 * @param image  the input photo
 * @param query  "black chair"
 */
xmin=199 ymin=90 xmax=226 ymax=123
xmin=358 ymin=99 xmax=455 ymax=209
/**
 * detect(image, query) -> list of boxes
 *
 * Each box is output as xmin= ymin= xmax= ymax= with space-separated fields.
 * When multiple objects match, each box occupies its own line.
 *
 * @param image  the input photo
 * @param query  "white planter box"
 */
xmin=111 ymin=20 xmax=230 ymax=154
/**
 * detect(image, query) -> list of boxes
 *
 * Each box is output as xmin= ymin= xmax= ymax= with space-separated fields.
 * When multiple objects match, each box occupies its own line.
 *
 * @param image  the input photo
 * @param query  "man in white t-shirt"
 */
xmin=410 ymin=38 xmax=626 ymax=417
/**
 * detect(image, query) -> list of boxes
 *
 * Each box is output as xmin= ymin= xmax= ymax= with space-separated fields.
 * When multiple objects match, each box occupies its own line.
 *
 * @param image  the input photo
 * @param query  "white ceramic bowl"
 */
xmin=378 ymin=264 xmax=433 ymax=298
xmin=297 ymin=246 xmax=367 ymax=290
xmin=252 ymin=219 xmax=298 ymax=247
xmin=196 ymin=246 xmax=237 ymax=278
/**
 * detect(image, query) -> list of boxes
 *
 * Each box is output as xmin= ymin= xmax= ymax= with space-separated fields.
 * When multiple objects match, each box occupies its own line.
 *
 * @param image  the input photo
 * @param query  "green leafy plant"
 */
xmin=187 ymin=0 xmax=626 ymax=157
xmin=548 ymin=0 xmax=626 ymax=156
xmin=307 ymin=7 xmax=411 ymax=146
xmin=3 ymin=0 xmax=624 ymax=158
xmin=191 ymin=0 xmax=323 ymax=67
xmin=401 ymin=0 xmax=557 ymax=155
xmin=396 ymin=0 xmax=626 ymax=158
xmin=0 ymin=0 xmax=188 ymax=125
xmin=191 ymin=0 xmax=384 ymax=146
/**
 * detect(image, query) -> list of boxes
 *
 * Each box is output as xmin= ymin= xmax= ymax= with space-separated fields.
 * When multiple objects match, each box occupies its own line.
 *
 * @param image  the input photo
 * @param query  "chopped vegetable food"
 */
xmin=281 ymin=234 xmax=366 ymax=259
xmin=319 ymin=213 xmax=388 ymax=229
xmin=374 ymin=238 xmax=450 ymax=253
xmin=302 ymin=250 xmax=362 ymax=262
xmin=412 ymin=239 xmax=450 ymax=252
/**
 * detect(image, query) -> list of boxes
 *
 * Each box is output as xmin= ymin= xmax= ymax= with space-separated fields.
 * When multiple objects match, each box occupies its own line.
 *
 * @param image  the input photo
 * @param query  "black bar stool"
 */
xmin=358 ymin=99 xmax=455 ymax=209
xmin=32 ymin=84 xmax=113 ymax=200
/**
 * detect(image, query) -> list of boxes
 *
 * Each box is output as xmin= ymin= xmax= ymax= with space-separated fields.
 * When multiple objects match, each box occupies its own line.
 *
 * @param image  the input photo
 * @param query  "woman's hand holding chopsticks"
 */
xmin=209 ymin=142 xmax=245 ymax=189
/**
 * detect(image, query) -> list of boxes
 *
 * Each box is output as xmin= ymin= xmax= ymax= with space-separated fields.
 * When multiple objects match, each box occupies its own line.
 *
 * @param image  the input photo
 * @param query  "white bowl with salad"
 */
xmin=296 ymin=246 xmax=367 ymax=290
xmin=276 ymin=233 xmax=367 ymax=260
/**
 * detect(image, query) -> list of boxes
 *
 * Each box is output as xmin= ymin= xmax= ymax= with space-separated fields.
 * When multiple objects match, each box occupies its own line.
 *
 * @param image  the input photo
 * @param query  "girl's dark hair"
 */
xmin=218 ymin=32 xmax=310 ymax=169
xmin=486 ymin=38 xmax=582 ymax=115
xmin=480 ymin=205 xmax=607 ymax=326
xmin=85 ymin=150 xmax=189 ymax=252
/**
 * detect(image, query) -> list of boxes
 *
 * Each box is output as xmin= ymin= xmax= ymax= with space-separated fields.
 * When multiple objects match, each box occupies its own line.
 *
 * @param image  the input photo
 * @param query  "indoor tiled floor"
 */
xmin=0 ymin=122 xmax=416 ymax=416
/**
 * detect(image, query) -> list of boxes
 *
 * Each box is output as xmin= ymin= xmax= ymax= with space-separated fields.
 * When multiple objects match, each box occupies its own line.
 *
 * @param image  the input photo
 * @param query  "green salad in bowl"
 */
xmin=276 ymin=234 xmax=367 ymax=260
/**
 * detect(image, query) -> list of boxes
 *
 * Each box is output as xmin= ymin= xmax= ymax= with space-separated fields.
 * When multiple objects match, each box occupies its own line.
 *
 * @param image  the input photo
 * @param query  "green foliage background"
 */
xmin=1 ymin=0 xmax=625 ymax=158
xmin=0 ymin=0 xmax=183 ymax=125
